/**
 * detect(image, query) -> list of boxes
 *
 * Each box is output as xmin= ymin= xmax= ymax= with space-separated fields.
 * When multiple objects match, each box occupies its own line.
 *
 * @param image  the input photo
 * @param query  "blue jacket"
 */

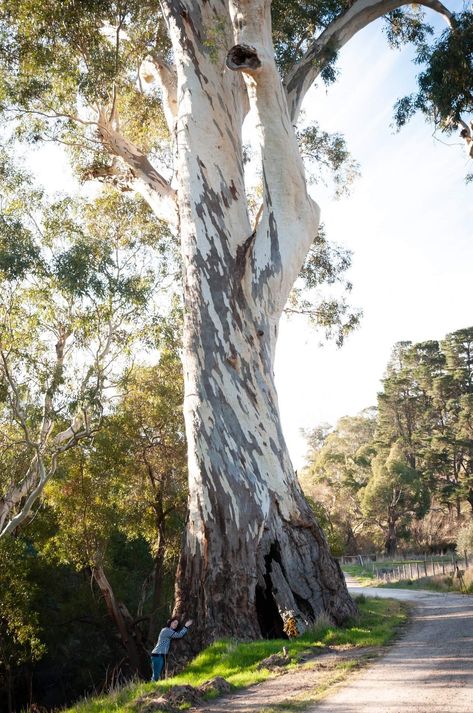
xmin=151 ymin=626 xmax=188 ymax=655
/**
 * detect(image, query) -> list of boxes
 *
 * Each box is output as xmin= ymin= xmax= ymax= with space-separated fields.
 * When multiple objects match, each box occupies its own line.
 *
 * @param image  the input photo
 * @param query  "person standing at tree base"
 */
xmin=151 ymin=618 xmax=193 ymax=681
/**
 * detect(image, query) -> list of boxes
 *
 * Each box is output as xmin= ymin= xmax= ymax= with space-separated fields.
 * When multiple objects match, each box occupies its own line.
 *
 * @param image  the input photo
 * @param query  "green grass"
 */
xmin=62 ymin=597 xmax=407 ymax=713
xmin=342 ymin=563 xmax=378 ymax=585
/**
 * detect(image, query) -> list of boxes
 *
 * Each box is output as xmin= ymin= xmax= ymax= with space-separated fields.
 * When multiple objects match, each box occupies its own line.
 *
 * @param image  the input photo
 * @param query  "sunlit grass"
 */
xmin=63 ymin=597 xmax=406 ymax=713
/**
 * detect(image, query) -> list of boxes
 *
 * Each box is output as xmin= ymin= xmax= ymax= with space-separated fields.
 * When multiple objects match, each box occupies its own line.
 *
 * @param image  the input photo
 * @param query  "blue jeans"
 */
xmin=151 ymin=654 xmax=165 ymax=681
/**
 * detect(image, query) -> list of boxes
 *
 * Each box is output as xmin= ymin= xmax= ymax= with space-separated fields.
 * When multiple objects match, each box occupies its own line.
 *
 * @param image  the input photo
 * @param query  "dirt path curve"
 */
xmin=308 ymin=584 xmax=473 ymax=713
xmin=192 ymin=584 xmax=473 ymax=713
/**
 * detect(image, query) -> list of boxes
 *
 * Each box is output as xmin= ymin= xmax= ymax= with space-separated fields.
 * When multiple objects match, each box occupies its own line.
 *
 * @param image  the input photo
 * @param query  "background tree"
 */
xmin=301 ymin=326 xmax=473 ymax=556
xmin=43 ymin=339 xmax=187 ymax=679
xmin=361 ymin=442 xmax=430 ymax=554
xmin=440 ymin=328 xmax=473 ymax=510
xmin=300 ymin=411 xmax=377 ymax=553
xmin=0 ymin=159 xmax=177 ymax=536
xmin=0 ymin=538 xmax=45 ymax=713
xmin=0 ymin=0 xmax=471 ymax=645
xmin=456 ymin=520 xmax=473 ymax=557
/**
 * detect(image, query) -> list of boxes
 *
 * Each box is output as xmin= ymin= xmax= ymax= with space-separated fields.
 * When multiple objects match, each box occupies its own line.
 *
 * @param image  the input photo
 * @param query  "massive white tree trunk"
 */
xmin=83 ymin=0 xmax=470 ymax=647
xmin=159 ymin=0 xmax=356 ymax=648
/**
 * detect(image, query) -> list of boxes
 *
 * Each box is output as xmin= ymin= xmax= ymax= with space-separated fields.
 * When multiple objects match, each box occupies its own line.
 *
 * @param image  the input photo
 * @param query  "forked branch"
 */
xmin=227 ymin=0 xmax=320 ymax=312
xmin=97 ymin=109 xmax=178 ymax=228
xmin=284 ymin=0 xmax=454 ymax=122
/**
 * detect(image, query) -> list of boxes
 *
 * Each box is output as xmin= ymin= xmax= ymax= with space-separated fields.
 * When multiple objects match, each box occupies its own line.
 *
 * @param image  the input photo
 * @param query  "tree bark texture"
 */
xmin=159 ymin=0 xmax=356 ymax=649
xmin=77 ymin=0 xmax=459 ymax=653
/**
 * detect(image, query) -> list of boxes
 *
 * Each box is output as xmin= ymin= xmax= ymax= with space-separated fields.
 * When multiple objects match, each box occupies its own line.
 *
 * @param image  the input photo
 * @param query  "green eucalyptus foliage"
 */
xmin=42 ymin=329 xmax=187 ymax=655
xmin=0 ymin=154 xmax=178 ymax=535
xmin=0 ymin=326 xmax=187 ymax=708
xmin=298 ymin=122 xmax=361 ymax=198
xmin=394 ymin=11 xmax=473 ymax=129
xmin=0 ymin=0 xmax=169 ymax=172
xmin=288 ymin=224 xmax=362 ymax=346
xmin=45 ymin=348 xmax=187 ymax=579
xmin=0 ymin=510 xmax=151 ymax=712
xmin=271 ymin=0 xmax=350 ymax=79
xmin=0 ymin=538 xmax=45 ymax=704
xmin=300 ymin=410 xmax=377 ymax=554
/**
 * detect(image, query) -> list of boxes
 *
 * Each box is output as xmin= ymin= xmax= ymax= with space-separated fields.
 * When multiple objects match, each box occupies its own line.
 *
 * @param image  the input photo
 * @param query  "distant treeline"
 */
xmin=300 ymin=326 xmax=473 ymax=557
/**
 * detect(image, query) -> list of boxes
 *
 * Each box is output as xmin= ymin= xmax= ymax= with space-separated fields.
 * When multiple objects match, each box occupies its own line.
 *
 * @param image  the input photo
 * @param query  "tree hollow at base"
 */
xmin=174 ymin=488 xmax=357 ymax=653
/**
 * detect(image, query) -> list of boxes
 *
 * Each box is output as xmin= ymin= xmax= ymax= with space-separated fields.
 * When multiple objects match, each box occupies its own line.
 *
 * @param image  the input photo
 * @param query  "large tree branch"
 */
xmin=39 ymin=325 xmax=69 ymax=443
xmin=140 ymin=54 xmax=178 ymax=132
xmin=0 ymin=312 xmax=124 ymax=537
xmin=0 ymin=349 xmax=31 ymax=444
xmin=97 ymin=110 xmax=178 ymax=228
xmin=0 ymin=457 xmax=39 ymax=534
xmin=284 ymin=0 xmax=454 ymax=122
xmin=227 ymin=0 xmax=320 ymax=316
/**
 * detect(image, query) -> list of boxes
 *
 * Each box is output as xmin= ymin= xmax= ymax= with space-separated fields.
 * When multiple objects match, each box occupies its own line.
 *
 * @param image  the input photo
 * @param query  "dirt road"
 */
xmin=309 ymin=584 xmax=473 ymax=713
xmin=195 ymin=584 xmax=473 ymax=713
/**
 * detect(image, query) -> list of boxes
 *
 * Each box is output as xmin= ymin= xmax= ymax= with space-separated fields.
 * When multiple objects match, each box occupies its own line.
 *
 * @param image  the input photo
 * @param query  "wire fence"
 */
xmin=339 ymin=552 xmax=471 ymax=585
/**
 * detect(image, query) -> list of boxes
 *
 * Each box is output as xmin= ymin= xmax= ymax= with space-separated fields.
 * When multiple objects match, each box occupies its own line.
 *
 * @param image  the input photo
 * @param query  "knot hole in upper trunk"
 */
xmin=226 ymin=44 xmax=261 ymax=72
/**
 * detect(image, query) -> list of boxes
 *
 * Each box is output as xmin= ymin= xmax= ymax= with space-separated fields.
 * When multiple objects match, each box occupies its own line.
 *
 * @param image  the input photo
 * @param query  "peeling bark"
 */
xmin=159 ymin=0 xmax=355 ymax=650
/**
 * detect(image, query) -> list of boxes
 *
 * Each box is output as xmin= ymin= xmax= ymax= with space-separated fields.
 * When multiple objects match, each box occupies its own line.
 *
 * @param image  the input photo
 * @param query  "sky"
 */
xmin=276 ymin=10 xmax=473 ymax=469
xmin=22 ymin=5 xmax=473 ymax=471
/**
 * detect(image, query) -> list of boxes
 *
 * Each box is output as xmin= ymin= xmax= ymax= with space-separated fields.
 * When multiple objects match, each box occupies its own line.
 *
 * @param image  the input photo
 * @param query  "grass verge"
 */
xmin=62 ymin=597 xmax=407 ymax=713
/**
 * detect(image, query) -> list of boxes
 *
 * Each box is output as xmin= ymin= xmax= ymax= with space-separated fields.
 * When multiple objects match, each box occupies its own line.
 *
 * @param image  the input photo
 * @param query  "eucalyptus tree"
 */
xmin=0 ymin=538 xmax=45 ymax=713
xmin=300 ymin=411 xmax=377 ymax=553
xmin=1 ymin=0 xmax=472 ymax=645
xmin=439 ymin=328 xmax=473 ymax=510
xmin=0 ymin=162 xmax=176 ymax=537
xmin=361 ymin=442 xmax=430 ymax=554
xmin=378 ymin=333 xmax=473 ymax=514
xmin=44 ymin=347 xmax=187 ymax=679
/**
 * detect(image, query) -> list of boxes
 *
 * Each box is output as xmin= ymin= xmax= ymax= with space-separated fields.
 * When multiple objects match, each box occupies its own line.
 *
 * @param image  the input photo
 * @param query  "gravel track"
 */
xmin=308 ymin=585 xmax=473 ymax=713
xmin=194 ymin=583 xmax=473 ymax=713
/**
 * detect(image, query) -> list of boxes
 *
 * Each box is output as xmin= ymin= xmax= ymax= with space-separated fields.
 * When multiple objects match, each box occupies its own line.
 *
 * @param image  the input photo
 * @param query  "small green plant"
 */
xmin=202 ymin=19 xmax=227 ymax=63
xmin=304 ymin=611 xmax=334 ymax=639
